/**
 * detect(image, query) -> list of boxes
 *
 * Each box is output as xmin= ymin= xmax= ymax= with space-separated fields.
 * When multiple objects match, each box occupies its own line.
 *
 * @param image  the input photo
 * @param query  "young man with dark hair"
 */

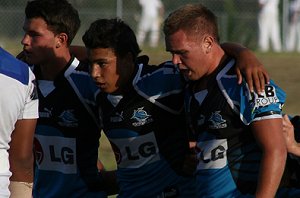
xmin=19 ymin=0 xmax=116 ymax=197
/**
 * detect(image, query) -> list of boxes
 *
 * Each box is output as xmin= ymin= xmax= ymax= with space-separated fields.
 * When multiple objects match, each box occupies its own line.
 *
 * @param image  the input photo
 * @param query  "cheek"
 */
xmin=89 ymin=66 xmax=99 ymax=78
xmin=104 ymin=68 xmax=119 ymax=85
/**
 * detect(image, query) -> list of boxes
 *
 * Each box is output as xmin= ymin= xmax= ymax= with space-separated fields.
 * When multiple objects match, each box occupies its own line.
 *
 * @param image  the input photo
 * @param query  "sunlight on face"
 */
xmin=21 ymin=17 xmax=57 ymax=65
xmin=88 ymin=48 xmax=120 ymax=94
xmin=88 ymin=47 xmax=135 ymax=94
xmin=165 ymin=30 xmax=209 ymax=81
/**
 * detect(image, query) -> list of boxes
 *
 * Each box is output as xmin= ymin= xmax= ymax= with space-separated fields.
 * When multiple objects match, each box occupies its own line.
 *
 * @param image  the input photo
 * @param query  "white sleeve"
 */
xmin=18 ymin=69 xmax=39 ymax=120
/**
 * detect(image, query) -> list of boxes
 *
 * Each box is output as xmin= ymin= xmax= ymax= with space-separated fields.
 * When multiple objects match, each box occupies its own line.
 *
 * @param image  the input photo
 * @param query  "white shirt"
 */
xmin=0 ymin=48 xmax=38 ymax=197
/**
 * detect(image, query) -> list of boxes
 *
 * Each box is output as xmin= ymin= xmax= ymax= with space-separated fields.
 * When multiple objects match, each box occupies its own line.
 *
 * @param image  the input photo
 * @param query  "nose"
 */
xmin=89 ymin=64 xmax=101 ymax=79
xmin=172 ymin=54 xmax=184 ymax=69
xmin=21 ymin=34 xmax=30 ymax=46
xmin=171 ymin=54 xmax=181 ymax=65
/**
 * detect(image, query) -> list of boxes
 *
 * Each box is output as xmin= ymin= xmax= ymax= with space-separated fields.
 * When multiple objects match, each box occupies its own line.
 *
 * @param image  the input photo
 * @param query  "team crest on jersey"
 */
xmin=131 ymin=107 xmax=153 ymax=127
xmin=250 ymin=85 xmax=279 ymax=110
xmin=58 ymin=109 xmax=78 ymax=127
xmin=208 ymin=111 xmax=227 ymax=129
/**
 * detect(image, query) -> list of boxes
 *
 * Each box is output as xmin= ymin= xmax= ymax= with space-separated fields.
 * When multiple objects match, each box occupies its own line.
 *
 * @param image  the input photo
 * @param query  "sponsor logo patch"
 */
xmin=250 ymin=85 xmax=279 ymax=110
xmin=131 ymin=107 xmax=153 ymax=127
xmin=110 ymin=132 xmax=160 ymax=168
xmin=196 ymin=139 xmax=228 ymax=170
xmin=208 ymin=111 xmax=227 ymax=129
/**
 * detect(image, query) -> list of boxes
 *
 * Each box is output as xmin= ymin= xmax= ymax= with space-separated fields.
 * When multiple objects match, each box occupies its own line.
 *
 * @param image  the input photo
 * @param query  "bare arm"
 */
xmin=251 ymin=118 xmax=287 ymax=198
xmin=9 ymin=119 xmax=37 ymax=197
xmin=221 ymin=42 xmax=270 ymax=94
xmin=283 ymin=114 xmax=300 ymax=156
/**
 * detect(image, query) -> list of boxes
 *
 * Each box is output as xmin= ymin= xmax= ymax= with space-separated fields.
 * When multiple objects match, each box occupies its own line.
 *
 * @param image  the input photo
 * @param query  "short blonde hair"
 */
xmin=163 ymin=3 xmax=219 ymax=43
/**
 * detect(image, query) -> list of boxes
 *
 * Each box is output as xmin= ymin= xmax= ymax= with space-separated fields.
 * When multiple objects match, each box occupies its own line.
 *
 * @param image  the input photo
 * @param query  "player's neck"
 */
xmin=39 ymin=50 xmax=72 ymax=80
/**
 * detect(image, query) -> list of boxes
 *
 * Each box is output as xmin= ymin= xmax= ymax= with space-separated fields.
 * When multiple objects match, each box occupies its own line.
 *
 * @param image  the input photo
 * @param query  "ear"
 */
xmin=117 ymin=52 xmax=135 ymax=75
xmin=202 ymin=35 xmax=214 ymax=54
xmin=122 ymin=52 xmax=133 ymax=66
xmin=55 ymin=33 xmax=68 ymax=48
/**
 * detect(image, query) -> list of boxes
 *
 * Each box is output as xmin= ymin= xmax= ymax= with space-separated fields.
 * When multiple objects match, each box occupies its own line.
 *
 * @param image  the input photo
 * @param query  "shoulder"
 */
xmin=133 ymin=60 xmax=184 ymax=91
xmin=0 ymin=48 xmax=30 ymax=85
xmin=217 ymin=59 xmax=285 ymax=124
xmin=67 ymin=57 xmax=99 ymax=98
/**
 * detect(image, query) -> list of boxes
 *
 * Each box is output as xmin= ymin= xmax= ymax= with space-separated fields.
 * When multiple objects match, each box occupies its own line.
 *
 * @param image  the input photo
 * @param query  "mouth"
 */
xmin=94 ymin=81 xmax=106 ymax=89
xmin=23 ymin=49 xmax=33 ymax=57
xmin=180 ymin=68 xmax=191 ymax=76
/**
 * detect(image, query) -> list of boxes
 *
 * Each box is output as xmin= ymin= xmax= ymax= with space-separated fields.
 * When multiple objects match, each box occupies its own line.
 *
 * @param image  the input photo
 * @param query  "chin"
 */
xmin=100 ymin=87 xmax=116 ymax=94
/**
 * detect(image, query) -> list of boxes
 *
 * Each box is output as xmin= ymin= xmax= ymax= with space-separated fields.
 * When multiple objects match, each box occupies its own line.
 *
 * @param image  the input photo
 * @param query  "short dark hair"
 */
xmin=163 ymin=3 xmax=219 ymax=42
xmin=25 ymin=0 xmax=80 ymax=46
xmin=82 ymin=18 xmax=141 ymax=61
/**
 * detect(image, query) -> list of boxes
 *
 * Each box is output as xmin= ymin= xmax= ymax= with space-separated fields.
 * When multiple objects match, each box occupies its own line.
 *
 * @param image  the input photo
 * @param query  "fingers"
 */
xmin=258 ymin=72 xmax=266 ymax=94
xmin=251 ymin=68 xmax=268 ymax=95
xmin=245 ymin=70 xmax=254 ymax=93
xmin=243 ymin=65 xmax=270 ymax=94
xmin=235 ymin=67 xmax=243 ymax=85
xmin=283 ymin=115 xmax=293 ymax=130
xmin=262 ymin=68 xmax=270 ymax=85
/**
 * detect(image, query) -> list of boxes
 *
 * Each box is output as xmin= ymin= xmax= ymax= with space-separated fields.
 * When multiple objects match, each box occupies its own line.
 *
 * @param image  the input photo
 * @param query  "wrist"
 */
xmin=9 ymin=181 xmax=33 ymax=198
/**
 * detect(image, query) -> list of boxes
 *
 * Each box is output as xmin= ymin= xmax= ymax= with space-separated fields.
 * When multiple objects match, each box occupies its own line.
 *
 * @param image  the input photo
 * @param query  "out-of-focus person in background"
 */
xmin=258 ymin=0 xmax=282 ymax=52
xmin=286 ymin=0 xmax=300 ymax=52
xmin=136 ymin=0 xmax=164 ymax=48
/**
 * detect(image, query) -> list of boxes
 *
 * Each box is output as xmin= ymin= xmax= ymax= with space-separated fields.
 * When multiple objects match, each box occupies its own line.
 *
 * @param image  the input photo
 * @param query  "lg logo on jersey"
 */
xmin=196 ymin=139 xmax=228 ymax=170
xmin=34 ymin=134 xmax=77 ymax=174
xmin=110 ymin=132 xmax=160 ymax=168
xmin=49 ymin=145 xmax=74 ymax=164
xmin=198 ymin=145 xmax=226 ymax=163
xmin=125 ymin=142 xmax=156 ymax=160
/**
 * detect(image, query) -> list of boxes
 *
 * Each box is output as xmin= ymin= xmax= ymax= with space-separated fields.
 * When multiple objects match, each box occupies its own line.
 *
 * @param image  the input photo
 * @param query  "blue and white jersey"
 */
xmin=0 ymin=47 xmax=38 ymax=197
xmin=186 ymin=57 xmax=286 ymax=197
xmin=98 ymin=59 xmax=196 ymax=198
xmin=32 ymin=57 xmax=107 ymax=198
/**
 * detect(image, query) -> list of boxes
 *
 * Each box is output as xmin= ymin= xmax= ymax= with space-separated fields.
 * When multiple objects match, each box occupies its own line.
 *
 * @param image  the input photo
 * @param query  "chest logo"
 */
xmin=208 ymin=111 xmax=227 ymax=129
xmin=58 ymin=109 xmax=78 ymax=127
xmin=110 ymin=111 xmax=124 ymax=123
xmin=131 ymin=107 xmax=153 ymax=127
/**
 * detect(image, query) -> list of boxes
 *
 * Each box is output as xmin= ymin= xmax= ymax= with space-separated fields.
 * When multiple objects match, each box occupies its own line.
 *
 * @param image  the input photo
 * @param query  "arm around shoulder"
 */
xmin=221 ymin=42 xmax=269 ymax=94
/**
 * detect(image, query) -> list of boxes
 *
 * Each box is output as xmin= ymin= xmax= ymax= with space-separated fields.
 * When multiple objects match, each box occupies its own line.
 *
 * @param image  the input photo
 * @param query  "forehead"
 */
xmin=23 ymin=17 xmax=48 ymax=31
xmin=165 ymin=30 xmax=192 ymax=51
xmin=87 ymin=48 xmax=117 ymax=60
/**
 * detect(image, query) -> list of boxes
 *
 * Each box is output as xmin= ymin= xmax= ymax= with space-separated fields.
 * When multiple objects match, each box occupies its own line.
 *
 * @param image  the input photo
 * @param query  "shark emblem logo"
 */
xmin=58 ymin=110 xmax=78 ymax=127
xmin=208 ymin=111 xmax=227 ymax=129
xmin=131 ymin=107 xmax=153 ymax=127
